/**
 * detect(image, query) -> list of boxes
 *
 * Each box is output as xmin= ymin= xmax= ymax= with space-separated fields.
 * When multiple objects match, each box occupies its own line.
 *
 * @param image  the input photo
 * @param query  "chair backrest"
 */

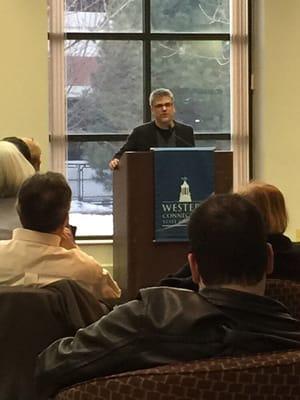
xmin=56 ymin=350 xmax=300 ymax=400
xmin=0 ymin=280 xmax=107 ymax=400
xmin=56 ymin=279 xmax=300 ymax=400
xmin=265 ymin=278 xmax=300 ymax=319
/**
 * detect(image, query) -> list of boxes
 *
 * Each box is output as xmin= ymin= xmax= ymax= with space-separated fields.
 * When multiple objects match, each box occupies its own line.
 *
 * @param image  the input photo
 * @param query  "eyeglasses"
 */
xmin=153 ymin=102 xmax=173 ymax=109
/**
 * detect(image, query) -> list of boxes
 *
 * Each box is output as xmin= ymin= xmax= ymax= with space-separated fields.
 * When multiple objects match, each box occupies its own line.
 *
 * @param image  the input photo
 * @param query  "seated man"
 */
xmin=36 ymin=194 xmax=300 ymax=399
xmin=0 ymin=172 xmax=121 ymax=300
xmin=109 ymin=88 xmax=195 ymax=170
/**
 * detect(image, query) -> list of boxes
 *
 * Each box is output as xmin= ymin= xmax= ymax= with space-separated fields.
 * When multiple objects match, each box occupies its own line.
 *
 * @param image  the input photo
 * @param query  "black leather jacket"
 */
xmin=36 ymin=287 xmax=300 ymax=399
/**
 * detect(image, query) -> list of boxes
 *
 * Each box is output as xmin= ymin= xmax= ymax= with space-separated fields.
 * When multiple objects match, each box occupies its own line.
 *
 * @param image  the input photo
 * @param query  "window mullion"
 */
xmin=231 ymin=0 xmax=250 ymax=189
xmin=143 ymin=0 xmax=151 ymax=122
xmin=48 ymin=0 xmax=67 ymax=174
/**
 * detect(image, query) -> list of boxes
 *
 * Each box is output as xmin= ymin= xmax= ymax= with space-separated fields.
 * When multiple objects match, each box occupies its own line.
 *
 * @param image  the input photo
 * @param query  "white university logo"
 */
xmin=179 ymin=177 xmax=192 ymax=202
xmin=159 ymin=177 xmax=200 ymax=231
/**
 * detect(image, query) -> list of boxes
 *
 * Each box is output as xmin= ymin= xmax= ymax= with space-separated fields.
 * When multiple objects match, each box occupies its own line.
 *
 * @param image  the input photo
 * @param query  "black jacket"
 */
xmin=113 ymin=120 xmax=195 ymax=159
xmin=268 ymin=234 xmax=300 ymax=280
xmin=0 ymin=280 xmax=109 ymax=400
xmin=160 ymin=234 xmax=300 ymax=291
xmin=36 ymin=286 xmax=300 ymax=399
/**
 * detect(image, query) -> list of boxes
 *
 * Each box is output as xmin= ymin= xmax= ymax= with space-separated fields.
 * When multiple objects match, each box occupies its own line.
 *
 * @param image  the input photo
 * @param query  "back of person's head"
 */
xmin=238 ymin=181 xmax=287 ymax=234
xmin=21 ymin=137 xmax=42 ymax=171
xmin=0 ymin=141 xmax=35 ymax=198
xmin=149 ymin=88 xmax=174 ymax=106
xmin=17 ymin=172 xmax=72 ymax=233
xmin=188 ymin=194 xmax=268 ymax=286
xmin=2 ymin=136 xmax=32 ymax=164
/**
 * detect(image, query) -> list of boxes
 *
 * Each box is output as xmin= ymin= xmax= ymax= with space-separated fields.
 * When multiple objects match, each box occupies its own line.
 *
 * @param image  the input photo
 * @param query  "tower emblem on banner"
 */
xmin=179 ymin=177 xmax=192 ymax=202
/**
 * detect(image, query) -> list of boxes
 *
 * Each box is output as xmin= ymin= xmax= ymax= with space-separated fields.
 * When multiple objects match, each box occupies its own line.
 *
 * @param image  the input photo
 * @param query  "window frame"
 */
xmin=48 ymin=0 xmax=250 ymax=239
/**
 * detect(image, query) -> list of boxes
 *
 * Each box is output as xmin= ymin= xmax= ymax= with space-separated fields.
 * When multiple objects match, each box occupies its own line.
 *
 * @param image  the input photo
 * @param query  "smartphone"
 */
xmin=68 ymin=224 xmax=77 ymax=239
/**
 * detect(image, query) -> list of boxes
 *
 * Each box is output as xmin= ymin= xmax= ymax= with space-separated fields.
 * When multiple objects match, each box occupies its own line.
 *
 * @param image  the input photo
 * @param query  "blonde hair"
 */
xmin=238 ymin=181 xmax=288 ymax=234
xmin=0 ymin=141 xmax=35 ymax=198
xmin=22 ymin=137 xmax=42 ymax=171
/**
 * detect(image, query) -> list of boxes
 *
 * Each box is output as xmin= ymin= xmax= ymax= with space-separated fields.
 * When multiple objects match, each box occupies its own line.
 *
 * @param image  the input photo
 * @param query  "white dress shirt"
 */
xmin=0 ymin=228 xmax=121 ymax=299
xmin=0 ymin=198 xmax=21 ymax=239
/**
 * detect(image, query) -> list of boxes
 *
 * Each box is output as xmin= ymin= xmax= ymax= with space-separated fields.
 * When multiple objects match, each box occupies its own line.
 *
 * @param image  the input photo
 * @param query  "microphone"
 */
xmin=169 ymin=125 xmax=194 ymax=147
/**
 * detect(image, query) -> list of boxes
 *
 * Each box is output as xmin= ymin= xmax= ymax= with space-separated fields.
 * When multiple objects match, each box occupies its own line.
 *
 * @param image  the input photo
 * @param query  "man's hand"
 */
xmin=60 ymin=227 xmax=77 ymax=250
xmin=109 ymin=158 xmax=120 ymax=170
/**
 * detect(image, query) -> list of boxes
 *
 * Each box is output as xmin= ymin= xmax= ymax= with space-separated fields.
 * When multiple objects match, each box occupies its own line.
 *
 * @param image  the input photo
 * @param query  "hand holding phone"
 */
xmin=60 ymin=226 xmax=77 ymax=250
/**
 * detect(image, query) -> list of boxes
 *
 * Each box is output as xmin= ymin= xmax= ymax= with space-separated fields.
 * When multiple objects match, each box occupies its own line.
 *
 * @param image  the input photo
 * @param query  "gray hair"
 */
xmin=149 ymin=88 xmax=174 ymax=106
xmin=0 ymin=141 xmax=35 ymax=198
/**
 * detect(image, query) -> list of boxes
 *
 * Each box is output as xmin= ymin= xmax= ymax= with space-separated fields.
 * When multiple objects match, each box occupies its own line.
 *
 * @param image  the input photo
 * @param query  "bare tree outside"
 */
xmin=64 ymin=0 xmax=230 ymax=236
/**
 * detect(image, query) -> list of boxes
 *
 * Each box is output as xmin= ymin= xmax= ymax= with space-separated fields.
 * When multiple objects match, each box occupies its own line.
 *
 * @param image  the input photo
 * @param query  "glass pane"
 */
xmin=67 ymin=141 xmax=124 ymax=236
xmin=66 ymin=40 xmax=143 ymax=133
xmin=195 ymin=139 xmax=230 ymax=151
xmin=151 ymin=0 xmax=230 ymax=33
xmin=65 ymin=0 xmax=142 ymax=32
xmin=151 ymin=41 xmax=230 ymax=133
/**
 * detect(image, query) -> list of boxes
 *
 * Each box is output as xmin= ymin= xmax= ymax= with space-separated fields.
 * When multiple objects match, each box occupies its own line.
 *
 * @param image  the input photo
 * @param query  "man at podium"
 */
xmin=109 ymin=88 xmax=195 ymax=170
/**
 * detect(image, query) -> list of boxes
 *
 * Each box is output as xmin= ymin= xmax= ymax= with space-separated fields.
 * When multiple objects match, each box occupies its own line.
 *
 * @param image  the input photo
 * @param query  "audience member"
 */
xmin=0 ymin=141 xmax=35 ymax=239
xmin=2 ymin=136 xmax=42 ymax=171
xmin=160 ymin=181 xmax=300 ymax=290
xmin=36 ymin=194 xmax=300 ymax=399
xmin=0 ymin=171 xmax=121 ymax=300
xmin=22 ymin=137 xmax=42 ymax=171
xmin=238 ymin=181 xmax=300 ymax=280
xmin=2 ymin=136 xmax=32 ymax=163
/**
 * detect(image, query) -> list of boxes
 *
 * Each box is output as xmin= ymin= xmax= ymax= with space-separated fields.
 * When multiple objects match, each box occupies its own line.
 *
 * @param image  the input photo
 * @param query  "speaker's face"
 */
xmin=151 ymin=95 xmax=175 ymax=127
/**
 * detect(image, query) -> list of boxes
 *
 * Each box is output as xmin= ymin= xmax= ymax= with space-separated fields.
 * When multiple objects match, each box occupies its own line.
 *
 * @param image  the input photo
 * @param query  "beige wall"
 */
xmin=253 ymin=0 xmax=300 ymax=239
xmin=0 ymin=2 xmax=112 ymax=267
xmin=0 ymin=2 xmax=49 ymax=167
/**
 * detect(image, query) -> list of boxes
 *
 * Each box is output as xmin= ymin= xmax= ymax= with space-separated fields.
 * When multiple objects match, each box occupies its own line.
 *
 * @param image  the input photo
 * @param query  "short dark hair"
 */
xmin=188 ymin=194 xmax=268 ymax=286
xmin=17 ymin=172 xmax=72 ymax=233
xmin=3 ymin=137 xmax=32 ymax=163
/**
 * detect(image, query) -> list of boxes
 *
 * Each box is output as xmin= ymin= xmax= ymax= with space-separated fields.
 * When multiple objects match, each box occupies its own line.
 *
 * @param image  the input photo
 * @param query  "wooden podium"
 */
xmin=113 ymin=151 xmax=233 ymax=301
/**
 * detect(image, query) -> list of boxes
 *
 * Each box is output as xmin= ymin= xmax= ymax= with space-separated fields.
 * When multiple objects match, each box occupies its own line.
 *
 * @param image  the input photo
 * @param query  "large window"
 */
xmin=49 ymin=0 xmax=249 ymax=238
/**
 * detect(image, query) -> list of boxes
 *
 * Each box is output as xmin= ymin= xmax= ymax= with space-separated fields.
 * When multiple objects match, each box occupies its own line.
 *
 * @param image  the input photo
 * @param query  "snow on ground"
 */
xmin=70 ymin=200 xmax=112 ymax=214
xmin=70 ymin=200 xmax=113 ymax=236
xmin=69 ymin=213 xmax=113 ymax=236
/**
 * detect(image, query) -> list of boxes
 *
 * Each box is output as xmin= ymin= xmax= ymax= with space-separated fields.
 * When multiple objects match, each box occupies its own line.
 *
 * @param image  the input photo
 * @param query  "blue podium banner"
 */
xmin=153 ymin=148 xmax=215 ymax=242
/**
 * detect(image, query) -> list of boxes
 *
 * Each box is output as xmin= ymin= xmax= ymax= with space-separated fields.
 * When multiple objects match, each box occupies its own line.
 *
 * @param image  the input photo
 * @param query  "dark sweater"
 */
xmin=113 ymin=120 xmax=195 ymax=160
